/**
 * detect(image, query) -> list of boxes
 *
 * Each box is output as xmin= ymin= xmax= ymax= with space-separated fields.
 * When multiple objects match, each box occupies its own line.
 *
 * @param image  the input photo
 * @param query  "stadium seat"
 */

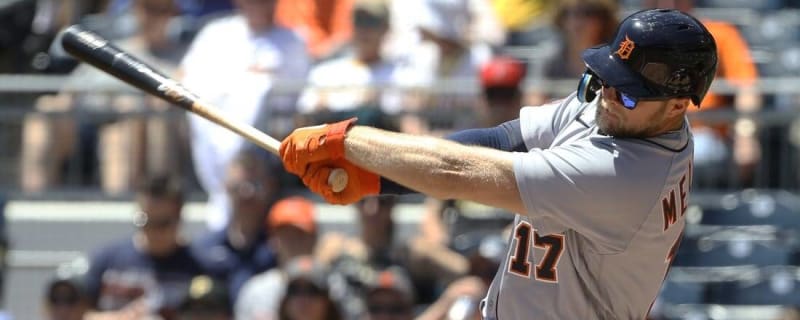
xmin=657 ymin=304 xmax=789 ymax=320
xmin=672 ymin=235 xmax=793 ymax=267
xmin=706 ymin=267 xmax=800 ymax=305
xmin=657 ymin=277 xmax=708 ymax=305
xmin=698 ymin=191 xmax=800 ymax=228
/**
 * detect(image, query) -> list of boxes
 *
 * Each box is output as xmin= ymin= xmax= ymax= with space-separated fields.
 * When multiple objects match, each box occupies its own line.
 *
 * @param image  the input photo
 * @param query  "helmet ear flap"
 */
xmin=577 ymin=70 xmax=602 ymax=103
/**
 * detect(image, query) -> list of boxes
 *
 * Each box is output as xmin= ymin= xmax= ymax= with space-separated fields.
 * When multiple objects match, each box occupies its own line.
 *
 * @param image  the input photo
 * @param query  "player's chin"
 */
xmin=597 ymin=114 xmax=634 ymax=138
xmin=596 ymin=107 xmax=618 ymax=130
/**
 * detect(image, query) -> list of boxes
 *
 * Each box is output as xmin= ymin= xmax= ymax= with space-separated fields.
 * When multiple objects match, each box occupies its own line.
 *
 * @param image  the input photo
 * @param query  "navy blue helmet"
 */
xmin=578 ymin=9 xmax=718 ymax=107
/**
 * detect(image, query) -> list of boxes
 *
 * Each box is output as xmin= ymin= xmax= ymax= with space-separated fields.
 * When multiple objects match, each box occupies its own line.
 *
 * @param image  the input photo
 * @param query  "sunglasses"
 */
xmin=577 ymin=70 xmax=668 ymax=110
xmin=226 ymin=180 xmax=266 ymax=198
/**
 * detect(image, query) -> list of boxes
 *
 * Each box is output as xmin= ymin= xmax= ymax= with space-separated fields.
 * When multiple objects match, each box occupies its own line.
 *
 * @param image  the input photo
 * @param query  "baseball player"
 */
xmin=279 ymin=9 xmax=718 ymax=319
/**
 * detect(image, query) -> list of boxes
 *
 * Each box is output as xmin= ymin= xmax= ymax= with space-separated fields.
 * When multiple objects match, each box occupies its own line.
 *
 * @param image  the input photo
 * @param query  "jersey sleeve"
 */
xmin=512 ymin=138 xmax=669 ymax=253
xmin=519 ymin=92 xmax=585 ymax=150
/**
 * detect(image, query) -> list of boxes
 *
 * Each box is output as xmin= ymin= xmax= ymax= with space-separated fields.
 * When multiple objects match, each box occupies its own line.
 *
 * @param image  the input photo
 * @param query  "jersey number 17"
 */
xmin=508 ymin=221 xmax=565 ymax=283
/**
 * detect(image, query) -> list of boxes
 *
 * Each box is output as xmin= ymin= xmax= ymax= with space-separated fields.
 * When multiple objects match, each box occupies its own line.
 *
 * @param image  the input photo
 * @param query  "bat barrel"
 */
xmin=59 ymin=25 xmax=350 ymax=194
xmin=60 ymin=25 xmax=197 ymax=109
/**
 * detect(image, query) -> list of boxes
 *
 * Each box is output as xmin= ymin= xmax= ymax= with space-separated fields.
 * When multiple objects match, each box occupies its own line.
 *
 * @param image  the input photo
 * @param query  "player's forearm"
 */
xmin=379 ymin=119 xmax=525 ymax=195
xmin=344 ymin=126 xmax=524 ymax=213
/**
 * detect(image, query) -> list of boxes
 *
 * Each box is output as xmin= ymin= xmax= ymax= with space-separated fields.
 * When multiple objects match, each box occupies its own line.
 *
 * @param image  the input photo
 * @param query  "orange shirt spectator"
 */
xmin=647 ymin=0 xmax=762 ymax=187
xmin=687 ymin=18 xmax=762 ymax=185
xmin=276 ymin=0 xmax=354 ymax=60
xmin=693 ymin=19 xmax=758 ymax=111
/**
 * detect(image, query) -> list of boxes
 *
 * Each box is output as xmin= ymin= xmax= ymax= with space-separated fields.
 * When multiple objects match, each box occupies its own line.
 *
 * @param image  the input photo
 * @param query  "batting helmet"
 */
xmin=579 ymin=9 xmax=718 ymax=107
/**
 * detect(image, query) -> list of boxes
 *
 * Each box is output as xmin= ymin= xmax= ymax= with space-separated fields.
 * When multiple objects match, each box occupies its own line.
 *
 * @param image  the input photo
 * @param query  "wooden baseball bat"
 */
xmin=59 ymin=25 xmax=348 ymax=192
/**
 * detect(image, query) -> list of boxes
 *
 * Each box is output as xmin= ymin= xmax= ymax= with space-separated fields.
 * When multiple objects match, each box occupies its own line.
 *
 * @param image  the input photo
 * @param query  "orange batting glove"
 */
xmin=280 ymin=118 xmax=357 ymax=176
xmin=302 ymin=159 xmax=380 ymax=205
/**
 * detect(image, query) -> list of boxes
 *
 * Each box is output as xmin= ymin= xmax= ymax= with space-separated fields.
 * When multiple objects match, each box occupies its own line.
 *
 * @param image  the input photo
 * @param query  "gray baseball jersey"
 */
xmin=481 ymin=93 xmax=692 ymax=319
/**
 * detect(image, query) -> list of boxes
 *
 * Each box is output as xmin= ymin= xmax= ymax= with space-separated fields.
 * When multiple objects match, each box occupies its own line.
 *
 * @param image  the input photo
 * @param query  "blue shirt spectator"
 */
xmin=190 ymin=149 xmax=282 ymax=303
xmin=84 ymin=175 xmax=204 ymax=319
xmin=107 ymin=0 xmax=234 ymax=17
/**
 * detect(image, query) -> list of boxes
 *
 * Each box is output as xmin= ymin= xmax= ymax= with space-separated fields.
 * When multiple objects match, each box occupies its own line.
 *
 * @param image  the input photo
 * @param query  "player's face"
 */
xmin=595 ymin=86 xmax=673 ymax=138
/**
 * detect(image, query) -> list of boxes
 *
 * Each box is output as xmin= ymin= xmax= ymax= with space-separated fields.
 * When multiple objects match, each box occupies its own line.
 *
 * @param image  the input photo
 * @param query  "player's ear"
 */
xmin=666 ymin=97 xmax=691 ymax=117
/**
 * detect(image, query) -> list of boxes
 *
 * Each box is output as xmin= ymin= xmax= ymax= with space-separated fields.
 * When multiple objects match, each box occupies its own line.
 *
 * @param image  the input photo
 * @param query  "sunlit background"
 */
xmin=1 ymin=0 xmax=799 ymax=319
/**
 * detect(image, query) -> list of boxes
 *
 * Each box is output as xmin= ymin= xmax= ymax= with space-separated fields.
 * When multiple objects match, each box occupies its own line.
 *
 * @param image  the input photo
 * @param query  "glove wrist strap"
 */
xmin=327 ymin=117 xmax=357 ymax=159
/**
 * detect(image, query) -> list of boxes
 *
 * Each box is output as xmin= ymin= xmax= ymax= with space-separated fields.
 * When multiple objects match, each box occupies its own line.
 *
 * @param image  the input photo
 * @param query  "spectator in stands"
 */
xmin=277 ymin=256 xmax=342 ymax=320
xmin=275 ymin=0 xmax=354 ymax=60
xmin=316 ymin=196 xmax=464 ymax=318
xmin=20 ymin=0 xmax=189 ymax=195
xmin=43 ymin=271 xmax=90 ymax=320
xmin=393 ymin=0 xmax=492 ymax=133
xmin=107 ymin=0 xmax=234 ymax=18
xmin=84 ymin=174 xmax=204 ymax=320
xmin=416 ymin=276 xmax=486 ymax=320
xmin=103 ymin=0 xmax=235 ymax=46
xmin=362 ymin=267 xmax=415 ymax=320
xmin=0 ymin=0 xmax=109 ymax=74
xmin=235 ymin=196 xmax=319 ymax=320
xmin=0 ymin=0 xmax=39 ymax=73
xmin=179 ymin=0 xmax=310 ymax=230
xmin=777 ymin=307 xmax=800 ymax=320
xmin=491 ymin=0 xmax=556 ymax=46
xmin=478 ymin=55 xmax=527 ymax=126
xmin=176 ymin=275 xmax=232 ymax=320
xmin=191 ymin=149 xmax=280 ymax=304
xmin=383 ymin=0 xmax=503 ymax=62
xmin=527 ymin=0 xmax=617 ymax=105
xmin=296 ymin=0 xmax=402 ymax=130
xmin=645 ymin=0 xmax=762 ymax=187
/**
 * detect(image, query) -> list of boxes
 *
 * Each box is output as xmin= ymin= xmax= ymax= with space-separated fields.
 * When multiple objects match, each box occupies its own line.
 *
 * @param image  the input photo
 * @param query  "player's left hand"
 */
xmin=280 ymin=118 xmax=357 ymax=176
xmin=302 ymin=158 xmax=380 ymax=205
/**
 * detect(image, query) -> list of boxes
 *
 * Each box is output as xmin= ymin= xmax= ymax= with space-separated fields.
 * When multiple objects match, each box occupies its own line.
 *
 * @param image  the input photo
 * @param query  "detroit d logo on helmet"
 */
xmin=615 ymin=35 xmax=635 ymax=60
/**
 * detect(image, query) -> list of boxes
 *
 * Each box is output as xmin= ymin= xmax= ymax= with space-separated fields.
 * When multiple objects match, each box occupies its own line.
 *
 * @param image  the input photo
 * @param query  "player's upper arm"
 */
xmin=519 ymin=92 xmax=585 ymax=150
xmin=513 ymin=138 xmax=669 ymax=253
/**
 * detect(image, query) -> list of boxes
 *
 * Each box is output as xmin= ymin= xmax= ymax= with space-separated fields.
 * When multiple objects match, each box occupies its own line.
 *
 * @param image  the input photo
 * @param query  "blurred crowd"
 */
xmin=6 ymin=0 xmax=800 ymax=199
xmin=0 ymin=0 xmax=799 ymax=319
xmin=35 ymin=165 xmax=507 ymax=320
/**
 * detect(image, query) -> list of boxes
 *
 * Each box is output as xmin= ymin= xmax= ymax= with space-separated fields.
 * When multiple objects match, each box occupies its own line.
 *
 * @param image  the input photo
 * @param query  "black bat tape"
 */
xmin=62 ymin=25 xmax=199 ymax=109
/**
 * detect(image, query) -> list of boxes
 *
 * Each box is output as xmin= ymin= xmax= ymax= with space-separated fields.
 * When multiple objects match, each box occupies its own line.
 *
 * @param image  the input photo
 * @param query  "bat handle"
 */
xmin=190 ymin=100 xmax=348 ymax=193
xmin=328 ymin=168 xmax=348 ymax=193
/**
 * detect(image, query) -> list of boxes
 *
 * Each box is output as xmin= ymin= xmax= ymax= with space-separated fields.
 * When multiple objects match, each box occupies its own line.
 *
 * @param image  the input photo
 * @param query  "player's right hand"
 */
xmin=302 ymin=158 xmax=380 ymax=205
xmin=279 ymin=118 xmax=357 ymax=177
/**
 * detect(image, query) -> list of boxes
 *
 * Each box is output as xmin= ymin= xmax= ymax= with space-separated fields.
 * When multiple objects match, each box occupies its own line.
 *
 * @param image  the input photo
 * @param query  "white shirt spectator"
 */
xmin=180 ymin=14 xmax=310 ymax=231
xmin=395 ymin=42 xmax=491 ymax=89
xmin=298 ymin=56 xmax=403 ymax=115
xmin=393 ymin=0 xmax=492 ymax=89
xmin=383 ymin=0 xmax=503 ymax=60
xmin=234 ymin=269 xmax=286 ymax=320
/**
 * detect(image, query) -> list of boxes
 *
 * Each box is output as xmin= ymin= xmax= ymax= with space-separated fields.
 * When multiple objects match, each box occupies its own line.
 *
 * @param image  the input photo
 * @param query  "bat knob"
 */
xmin=328 ymin=168 xmax=349 ymax=193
